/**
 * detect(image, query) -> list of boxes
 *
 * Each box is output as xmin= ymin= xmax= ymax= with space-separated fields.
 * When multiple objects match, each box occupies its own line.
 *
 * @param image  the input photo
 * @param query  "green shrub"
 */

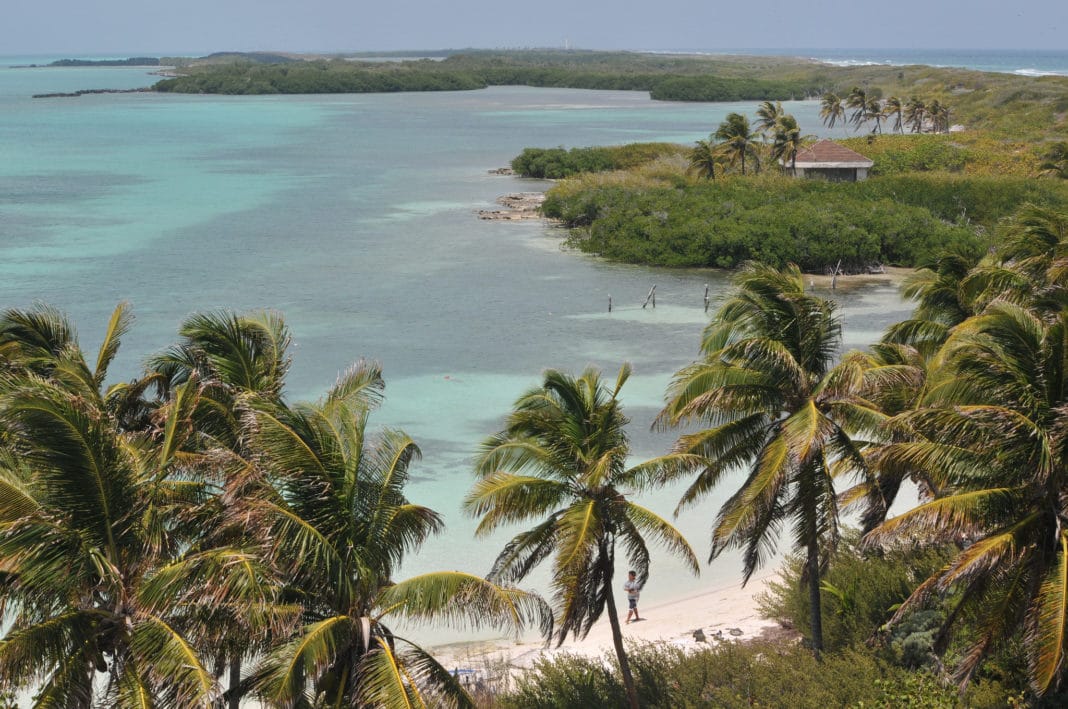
xmin=757 ymin=530 xmax=952 ymax=652
xmin=510 ymin=143 xmax=686 ymax=178
xmin=496 ymin=641 xmax=1013 ymax=708
xmin=543 ymin=171 xmax=1068 ymax=271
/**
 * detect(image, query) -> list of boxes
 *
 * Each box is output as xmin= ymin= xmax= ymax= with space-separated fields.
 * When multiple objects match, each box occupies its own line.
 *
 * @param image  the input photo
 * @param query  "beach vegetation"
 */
xmin=464 ymin=365 xmax=700 ymax=709
xmin=757 ymin=530 xmax=953 ymax=653
xmin=496 ymin=641 xmax=1018 ymax=708
xmin=509 ymin=143 xmax=685 ymax=179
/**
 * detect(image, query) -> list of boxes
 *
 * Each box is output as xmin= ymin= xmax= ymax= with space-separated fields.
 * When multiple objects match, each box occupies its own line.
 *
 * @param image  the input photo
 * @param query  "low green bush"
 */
xmin=542 ymin=172 xmax=1068 ymax=271
xmin=510 ymin=143 xmax=686 ymax=178
xmin=496 ymin=641 xmax=1016 ymax=708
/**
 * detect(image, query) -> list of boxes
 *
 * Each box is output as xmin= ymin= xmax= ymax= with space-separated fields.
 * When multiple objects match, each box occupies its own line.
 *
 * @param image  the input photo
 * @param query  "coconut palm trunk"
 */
xmin=601 ymin=544 xmax=639 ymax=709
xmin=806 ymin=533 xmax=825 ymax=654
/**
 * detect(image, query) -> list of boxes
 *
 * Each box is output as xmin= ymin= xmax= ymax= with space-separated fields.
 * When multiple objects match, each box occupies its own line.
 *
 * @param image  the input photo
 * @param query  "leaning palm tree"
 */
xmin=883 ymin=96 xmax=904 ymax=134
xmin=927 ymin=100 xmax=947 ymax=133
xmin=771 ymin=114 xmax=806 ymax=174
xmin=755 ymin=100 xmax=784 ymax=138
xmin=0 ymin=307 xmax=241 ymax=707
xmin=689 ymin=137 xmax=721 ymax=180
xmin=714 ymin=112 xmax=761 ymax=175
xmin=864 ymin=97 xmax=884 ymax=134
xmin=657 ymin=264 xmax=884 ymax=653
xmin=845 ymin=86 xmax=868 ymax=132
xmin=465 ymin=364 xmax=699 ymax=709
xmin=819 ymin=92 xmax=846 ymax=133
xmin=904 ymin=97 xmax=927 ymax=133
xmin=247 ymin=362 xmax=549 ymax=707
xmin=866 ymin=302 xmax=1068 ymax=696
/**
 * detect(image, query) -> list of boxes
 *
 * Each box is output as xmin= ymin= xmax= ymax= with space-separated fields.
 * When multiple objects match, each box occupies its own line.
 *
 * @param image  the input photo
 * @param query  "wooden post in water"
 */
xmin=642 ymin=285 xmax=656 ymax=309
xmin=608 ymin=295 xmax=612 ymax=312
xmin=703 ymin=284 xmax=710 ymax=313
xmin=831 ymin=260 xmax=842 ymax=290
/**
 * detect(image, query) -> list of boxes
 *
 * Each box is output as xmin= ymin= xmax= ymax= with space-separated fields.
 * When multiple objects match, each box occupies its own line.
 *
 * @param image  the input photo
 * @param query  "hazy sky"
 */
xmin=4 ymin=0 xmax=1065 ymax=55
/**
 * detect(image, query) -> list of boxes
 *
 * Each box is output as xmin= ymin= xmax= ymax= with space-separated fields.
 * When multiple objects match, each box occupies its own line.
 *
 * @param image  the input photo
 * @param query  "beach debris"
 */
xmin=693 ymin=628 xmax=707 ymax=643
xmin=728 ymin=627 xmax=744 ymax=637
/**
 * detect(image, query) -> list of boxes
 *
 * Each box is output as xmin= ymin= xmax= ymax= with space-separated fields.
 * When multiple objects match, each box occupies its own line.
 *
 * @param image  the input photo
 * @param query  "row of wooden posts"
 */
xmin=608 ymin=284 xmax=713 ymax=313
xmin=610 ymin=266 xmax=843 ymax=314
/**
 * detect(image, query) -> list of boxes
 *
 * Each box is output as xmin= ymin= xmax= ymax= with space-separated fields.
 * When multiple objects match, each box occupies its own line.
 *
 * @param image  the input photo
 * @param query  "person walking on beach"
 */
xmin=624 ymin=570 xmax=643 ymax=623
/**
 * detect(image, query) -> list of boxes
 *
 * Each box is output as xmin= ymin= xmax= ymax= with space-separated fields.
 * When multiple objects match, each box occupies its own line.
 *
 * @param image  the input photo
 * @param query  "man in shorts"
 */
xmin=624 ymin=570 xmax=642 ymax=623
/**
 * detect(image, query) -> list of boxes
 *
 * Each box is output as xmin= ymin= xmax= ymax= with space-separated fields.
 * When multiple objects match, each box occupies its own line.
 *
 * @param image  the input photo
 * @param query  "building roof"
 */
xmin=789 ymin=140 xmax=874 ymax=168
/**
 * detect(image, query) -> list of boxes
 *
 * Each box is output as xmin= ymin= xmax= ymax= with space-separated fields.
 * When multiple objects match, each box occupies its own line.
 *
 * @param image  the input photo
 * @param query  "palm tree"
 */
xmin=846 ymin=86 xmax=868 ymax=132
xmin=0 ymin=306 xmax=235 ymax=706
xmin=927 ymin=100 xmax=947 ymax=133
xmin=247 ymin=362 xmax=549 ymax=707
xmin=866 ymin=302 xmax=1068 ymax=696
xmin=657 ymin=264 xmax=883 ymax=653
xmin=147 ymin=310 xmax=298 ymax=706
xmin=864 ymin=97 xmax=884 ymax=134
xmin=1039 ymin=142 xmax=1068 ymax=178
xmin=819 ymin=92 xmax=846 ymax=133
xmin=883 ymin=96 xmax=904 ymax=134
xmin=904 ymin=97 xmax=927 ymax=133
xmin=465 ymin=365 xmax=699 ymax=709
xmin=714 ymin=112 xmax=761 ymax=176
xmin=755 ymin=100 xmax=784 ymax=138
xmin=689 ymin=137 xmax=720 ymax=180
xmin=771 ymin=114 xmax=805 ymax=174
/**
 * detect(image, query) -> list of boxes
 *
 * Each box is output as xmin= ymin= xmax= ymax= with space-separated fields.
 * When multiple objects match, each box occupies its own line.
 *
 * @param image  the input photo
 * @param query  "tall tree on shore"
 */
xmin=714 ymin=112 xmax=761 ymax=175
xmin=927 ymin=100 xmax=948 ymax=133
xmin=867 ymin=301 xmax=1068 ymax=695
xmin=904 ymin=97 xmax=927 ymax=133
xmin=864 ymin=97 xmax=884 ymax=134
xmin=689 ymin=137 xmax=721 ymax=180
xmin=846 ymin=86 xmax=868 ymax=131
xmin=0 ymin=307 xmax=244 ymax=707
xmin=755 ymin=100 xmax=785 ymax=138
xmin=147 ymin=310 xmax=295 ymax=707
xmin=465 ymin=365 xmax=699 ymax=709
xmin=819 ymin=92 xmax=846 ymax=133
xmin=771 ymin=113 xmax=805 ymax=173
xmin=657 ymin=264 xmax=882 ymax=654
xmin=248 ymin=362 xmax=550 ymax=707
xmin=883 ymin=96 xmax=904 ymax=134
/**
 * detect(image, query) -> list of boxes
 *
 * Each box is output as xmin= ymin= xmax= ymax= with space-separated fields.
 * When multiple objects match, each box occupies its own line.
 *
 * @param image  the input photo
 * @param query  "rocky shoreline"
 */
xmin=476 ymin=192 xmax=545 ymax=221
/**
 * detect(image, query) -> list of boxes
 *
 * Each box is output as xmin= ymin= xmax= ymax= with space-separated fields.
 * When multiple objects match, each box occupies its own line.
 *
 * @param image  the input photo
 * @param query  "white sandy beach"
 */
xmin=432 ymin=568 xmax=789 ymax=680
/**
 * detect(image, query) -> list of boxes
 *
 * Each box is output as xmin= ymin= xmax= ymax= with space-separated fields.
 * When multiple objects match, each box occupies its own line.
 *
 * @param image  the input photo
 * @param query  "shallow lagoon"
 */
xmin=0 ymin=67 xmax=913 ymax=636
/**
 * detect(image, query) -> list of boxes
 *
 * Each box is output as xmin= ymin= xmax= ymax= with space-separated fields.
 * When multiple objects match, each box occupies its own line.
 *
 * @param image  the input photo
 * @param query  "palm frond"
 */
xmin=355 ymin=635 xmax=474 ymax=709
xmin=621 ymin=503 xmax=699 ymax=574
xmin=129 ymin=615 xmax=218 ymax=708
xmin=93 ymin=302 xmax=133 ymax=387
xmin=1029 ymin=532 xmax=1068 ymax=695
xmin=377 ymin=571 xmax=553 ymax=639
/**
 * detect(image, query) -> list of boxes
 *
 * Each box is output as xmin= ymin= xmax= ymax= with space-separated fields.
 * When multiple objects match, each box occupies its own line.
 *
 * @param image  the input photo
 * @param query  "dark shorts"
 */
xmin=628 ymin=597 xmax=638 ymax=610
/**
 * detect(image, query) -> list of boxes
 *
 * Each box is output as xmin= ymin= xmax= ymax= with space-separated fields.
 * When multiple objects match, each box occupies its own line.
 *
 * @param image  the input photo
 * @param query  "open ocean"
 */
xmin=0 ymin=49 xmax=1031 ymax=641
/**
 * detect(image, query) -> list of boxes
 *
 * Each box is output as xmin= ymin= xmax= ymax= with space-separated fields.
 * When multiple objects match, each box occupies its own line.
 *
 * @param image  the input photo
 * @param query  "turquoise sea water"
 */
xmin=0 ymin=63 xmax=914 ymax=641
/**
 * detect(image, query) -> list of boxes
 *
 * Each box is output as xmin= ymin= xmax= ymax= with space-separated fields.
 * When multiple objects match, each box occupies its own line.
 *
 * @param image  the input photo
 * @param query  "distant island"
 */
xmin=41 ymin=57 xmax=159 ymax=67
